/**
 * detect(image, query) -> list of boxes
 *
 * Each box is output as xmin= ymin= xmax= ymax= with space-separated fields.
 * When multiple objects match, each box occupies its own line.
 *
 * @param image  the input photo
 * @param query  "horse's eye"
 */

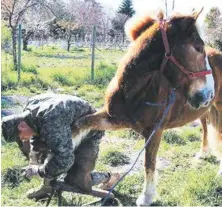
xmin=194 ymin=44 xmax=204 ymax=53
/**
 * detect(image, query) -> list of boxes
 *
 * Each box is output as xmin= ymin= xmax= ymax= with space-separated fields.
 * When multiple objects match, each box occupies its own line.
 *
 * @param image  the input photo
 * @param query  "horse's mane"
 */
xmin=125 ymin=16 xmax=155 ymax=41
xmin=125 ymin=11 xmax=165 ymax=41
xmin=125 ymin=11 xmax=196 ymax=42
xmin=107 ymin=11 xmax=198 ymax=117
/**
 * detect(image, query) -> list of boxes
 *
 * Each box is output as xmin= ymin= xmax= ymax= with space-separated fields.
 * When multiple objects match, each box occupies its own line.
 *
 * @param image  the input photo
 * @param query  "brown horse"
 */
xmin=198 ymin=48 xmax=222 ymax=175
xmin=71 ymin=11 xmax=216 ymax=205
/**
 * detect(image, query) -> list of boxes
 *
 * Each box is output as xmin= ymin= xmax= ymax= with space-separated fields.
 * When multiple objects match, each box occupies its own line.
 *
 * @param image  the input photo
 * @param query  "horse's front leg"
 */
xmin=196 ymin=115 xmax=209 ymax=159
xmin=136 ymin=128 xmax=163 ymax=206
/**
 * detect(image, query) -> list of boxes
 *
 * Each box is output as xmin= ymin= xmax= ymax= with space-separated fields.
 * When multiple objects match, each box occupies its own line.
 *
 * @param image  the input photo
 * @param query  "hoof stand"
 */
xmin=46 ymin=181 xmax=114 ymax=206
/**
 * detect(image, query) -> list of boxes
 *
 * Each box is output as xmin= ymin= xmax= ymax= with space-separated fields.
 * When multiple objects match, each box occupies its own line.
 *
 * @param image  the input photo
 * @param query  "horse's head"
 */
xmin=126 ymin=9 xmax=215 ymax=109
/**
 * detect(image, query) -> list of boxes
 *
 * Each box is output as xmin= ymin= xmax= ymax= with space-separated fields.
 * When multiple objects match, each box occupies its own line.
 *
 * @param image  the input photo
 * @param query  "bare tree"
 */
xmin=205 ymin=7 xmax=222 ymax=50
xmin=21 ymin=3 xmax=56 ymax=50
xmin=1 ymin=0 xmax=41 ymax=70
xmin=51 ymin=0 xmax=105 ymax=50
xmin=111 ymin=13 xmax=128 ymax=43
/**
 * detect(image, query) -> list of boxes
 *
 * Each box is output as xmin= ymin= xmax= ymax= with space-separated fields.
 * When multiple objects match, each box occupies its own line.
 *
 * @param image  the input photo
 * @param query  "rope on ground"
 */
xmin=101 ymin=88 xmax=176 ymax=205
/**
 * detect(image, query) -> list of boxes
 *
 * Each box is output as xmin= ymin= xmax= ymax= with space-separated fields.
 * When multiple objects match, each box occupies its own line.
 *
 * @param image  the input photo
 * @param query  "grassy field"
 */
xmin=1 ymin=45 xmax=222 ymax=206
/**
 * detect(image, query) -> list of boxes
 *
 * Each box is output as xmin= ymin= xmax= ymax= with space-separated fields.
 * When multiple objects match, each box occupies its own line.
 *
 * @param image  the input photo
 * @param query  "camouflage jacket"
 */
xmin=23 ymin=93 xmax=97 ymax=179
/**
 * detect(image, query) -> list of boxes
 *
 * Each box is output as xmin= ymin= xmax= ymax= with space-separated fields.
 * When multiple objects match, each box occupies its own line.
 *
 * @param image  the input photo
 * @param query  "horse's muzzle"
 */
xmin=188 ymin=89 xmax=214 ymax=109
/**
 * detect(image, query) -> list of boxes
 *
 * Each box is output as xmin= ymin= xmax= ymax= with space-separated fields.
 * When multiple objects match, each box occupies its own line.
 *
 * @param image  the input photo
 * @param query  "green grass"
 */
xmin=1 ymin=46 xmax=122 ymax=105
xmin=2 ymin=45 xmax=222 ymax=206
xmin=100 ymin=148 xmax=130 ymax=167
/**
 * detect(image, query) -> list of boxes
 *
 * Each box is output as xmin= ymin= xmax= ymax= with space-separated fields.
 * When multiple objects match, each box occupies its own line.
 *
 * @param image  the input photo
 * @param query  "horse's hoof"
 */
xmin=195 ymin=150 xmax=209 ymax=160
xmin=136 ymin=193 xmax=153 ymax=206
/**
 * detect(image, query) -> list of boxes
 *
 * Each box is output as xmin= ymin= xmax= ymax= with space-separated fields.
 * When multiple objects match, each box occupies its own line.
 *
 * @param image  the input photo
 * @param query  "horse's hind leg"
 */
xmin=136 ymin=128 xmax=163 ymax=206
xmin=196 ymin=115 xmax=209 ymax=159
xmin=71 ymin=109 xmax=131 ymax=143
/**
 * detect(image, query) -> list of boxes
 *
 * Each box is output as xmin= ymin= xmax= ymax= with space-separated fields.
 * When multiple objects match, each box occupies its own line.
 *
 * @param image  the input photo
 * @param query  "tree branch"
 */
xmin=15 ymin=2 xmax=38 ymax=26
xmin=2 ymin=1 xmax=11 ymax=14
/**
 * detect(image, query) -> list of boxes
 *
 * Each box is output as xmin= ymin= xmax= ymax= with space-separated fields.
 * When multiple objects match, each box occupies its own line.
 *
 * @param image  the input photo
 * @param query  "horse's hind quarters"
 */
xmin=188 ymin=88 xmax=214 ymax=109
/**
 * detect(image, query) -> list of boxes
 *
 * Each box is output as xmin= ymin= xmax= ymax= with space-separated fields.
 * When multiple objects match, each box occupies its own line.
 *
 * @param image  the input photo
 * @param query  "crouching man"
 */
xmin=2 ymin=94 xmax=120 ymax=199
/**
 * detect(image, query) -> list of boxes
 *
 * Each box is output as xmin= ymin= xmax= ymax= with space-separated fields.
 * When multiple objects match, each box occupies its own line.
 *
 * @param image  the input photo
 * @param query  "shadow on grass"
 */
xmin=35 ymin=53 xmax=89 ymax=59
xmin=48 ymin=194 xmax=119 ymax=206
xmin=112 ymin=190 xmax=137 ymax=206
xmin=204 ymin=155 xmax=220 ymax=164
xmin=151 ymin=200 xmax=178 ymax=206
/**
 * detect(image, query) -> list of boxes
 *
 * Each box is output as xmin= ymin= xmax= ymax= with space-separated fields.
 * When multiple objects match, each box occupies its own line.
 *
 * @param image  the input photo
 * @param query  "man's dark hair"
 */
xmin=2 ymin=114 xmax=24 ymax=142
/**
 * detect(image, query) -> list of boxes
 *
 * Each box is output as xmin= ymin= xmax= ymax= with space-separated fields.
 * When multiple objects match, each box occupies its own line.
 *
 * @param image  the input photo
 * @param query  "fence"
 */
xmin=2 ymin=25 xmax=130 ymax=84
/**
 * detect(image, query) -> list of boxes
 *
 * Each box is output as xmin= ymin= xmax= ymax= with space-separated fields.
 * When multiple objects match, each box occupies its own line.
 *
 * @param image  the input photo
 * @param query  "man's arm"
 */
xmin=38 ymin=117 xmax=74 ymax=179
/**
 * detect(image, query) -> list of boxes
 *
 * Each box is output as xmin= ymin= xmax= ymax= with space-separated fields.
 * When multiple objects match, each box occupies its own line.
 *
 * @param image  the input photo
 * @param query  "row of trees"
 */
xmin=2 ymin=0 xmax=221 ymax=71
xmin=2 ymin=0 xmax=135 ymax=71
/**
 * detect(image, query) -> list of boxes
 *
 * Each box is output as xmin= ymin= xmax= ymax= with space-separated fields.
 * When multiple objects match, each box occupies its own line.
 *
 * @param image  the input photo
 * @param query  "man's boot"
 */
xmin=27 ymin=178 xmax=53 ymax=199
xmin=98 ymin=172 xmax=121 ymax=190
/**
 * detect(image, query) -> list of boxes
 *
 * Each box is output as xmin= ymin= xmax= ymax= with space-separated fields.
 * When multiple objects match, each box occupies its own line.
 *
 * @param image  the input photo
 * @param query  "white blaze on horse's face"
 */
xmin=205 ymin=56 xmax=215 ymax=96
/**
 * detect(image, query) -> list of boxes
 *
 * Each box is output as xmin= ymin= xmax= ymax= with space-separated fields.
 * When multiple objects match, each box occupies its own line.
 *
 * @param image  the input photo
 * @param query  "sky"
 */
xmin=97 ymin=0 xmax=222 ymax=38
xmin=97 ymin=0 xmax=222 ymax=17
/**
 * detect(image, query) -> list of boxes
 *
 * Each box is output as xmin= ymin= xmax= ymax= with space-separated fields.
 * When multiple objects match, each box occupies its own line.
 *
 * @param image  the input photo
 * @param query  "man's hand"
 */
xmin=22 ymin=165 xmax=39 ymax=178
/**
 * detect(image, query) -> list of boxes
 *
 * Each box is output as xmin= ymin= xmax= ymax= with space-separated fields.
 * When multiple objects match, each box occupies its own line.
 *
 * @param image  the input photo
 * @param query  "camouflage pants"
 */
xmin=27 ymin=130 xmax=110 ymax=192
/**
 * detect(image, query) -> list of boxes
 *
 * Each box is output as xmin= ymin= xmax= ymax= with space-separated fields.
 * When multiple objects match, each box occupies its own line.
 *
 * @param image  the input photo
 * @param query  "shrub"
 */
xmin=181 ymin=127 xmax=201 ymax=142
xmin=100 ymin=149 xmax=130 ymax=166
xmin=21 ymin=65 xmax=38 ymax=75
xmin=1 ymin=22 xmax=11 ymax=52
xmin=51 ymin=73 xmax=73 ymax=86
xmin=2 ymin=166 xmax=25 ymax=188
xmin=163 ymin=130 xmax=186 ymax=145
xmin=20 ymin=72 xmax=36 ymax=86
xmin=90 ymin=62 xmax=116 ymax=85
xmin=1 ymin=70 xmax=17 ymax=90
xmin=71 ymin=47 xmax=85 ymax=52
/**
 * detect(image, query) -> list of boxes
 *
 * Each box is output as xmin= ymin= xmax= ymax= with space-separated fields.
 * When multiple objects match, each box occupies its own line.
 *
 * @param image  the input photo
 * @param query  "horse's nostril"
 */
xmin=195 ymin=103 xmax=200 ymax=109
xmin=204 ymin=101 xmax=209 ymax=106
xmin=210 ymin=92 xmax=214 ymax=99
xmin=194 ymin=92 xmax=204 ymax=103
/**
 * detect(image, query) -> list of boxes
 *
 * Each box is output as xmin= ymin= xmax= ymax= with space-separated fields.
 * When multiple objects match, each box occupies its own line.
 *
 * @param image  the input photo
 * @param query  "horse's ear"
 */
xmin=157 ymin=10 xmax=164 ymax=21
xmin=192 ymin=7 xmax=204 ymax=20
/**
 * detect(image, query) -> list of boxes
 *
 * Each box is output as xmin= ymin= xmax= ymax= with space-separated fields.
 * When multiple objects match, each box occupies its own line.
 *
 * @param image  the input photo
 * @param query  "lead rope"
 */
xmin=46 ymin=89 xmax=176 ymax=207
xmin=101 ymin=88 xmax=176 ymax=205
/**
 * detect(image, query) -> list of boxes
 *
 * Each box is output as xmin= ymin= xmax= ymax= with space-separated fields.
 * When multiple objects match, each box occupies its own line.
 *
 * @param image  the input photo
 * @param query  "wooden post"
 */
xmin=18 ymin=24 xmax=22 ymax=82
xmin=172 ymin=0 xmax=175 ymax=11
xmin=91 ymin=25 xmax=96 ymax=81
xmin=165 ymin=0 xmax=168 ymax=17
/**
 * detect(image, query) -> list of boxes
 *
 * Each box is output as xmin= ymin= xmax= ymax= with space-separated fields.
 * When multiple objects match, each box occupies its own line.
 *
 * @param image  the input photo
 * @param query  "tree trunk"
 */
xmin=67 ymin=33 xmax=71 ymax=52
xmin=12 ymin=28 xmax=18 ymax=71
xmin=23 ymin=31 xmax=33 ymax=51
xmin=122 ymin=31 xmax=125 ymax=44
xmin=23 ymin=39 xmax=28 ymax=51
xmin=67 ymin=41 xmax=71 ymax=52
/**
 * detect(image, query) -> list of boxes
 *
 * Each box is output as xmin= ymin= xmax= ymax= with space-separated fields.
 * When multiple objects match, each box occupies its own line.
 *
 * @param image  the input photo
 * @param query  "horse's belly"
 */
xmin=165 ymin=106 xmax=209 ymax=129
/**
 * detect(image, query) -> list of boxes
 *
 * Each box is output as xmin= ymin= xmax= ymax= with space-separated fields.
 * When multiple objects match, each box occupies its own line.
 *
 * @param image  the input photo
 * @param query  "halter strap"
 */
xmin=159 ymin=20 xmax=212 ymax=79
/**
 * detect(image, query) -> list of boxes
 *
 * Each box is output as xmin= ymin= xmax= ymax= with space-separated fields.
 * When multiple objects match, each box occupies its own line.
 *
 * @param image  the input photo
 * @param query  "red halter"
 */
xmin=159 ymin=20 xmax=212 ymax=79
